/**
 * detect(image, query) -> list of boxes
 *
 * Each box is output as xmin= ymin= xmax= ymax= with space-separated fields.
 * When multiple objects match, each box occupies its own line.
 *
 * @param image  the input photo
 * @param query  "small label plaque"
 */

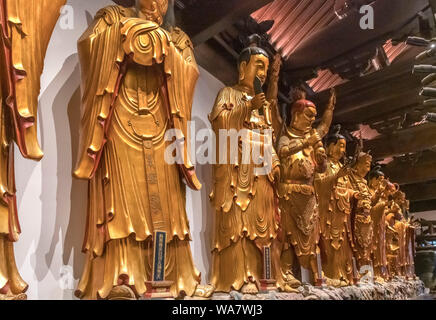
xmin=152 ymin=231 xmax=167 ymax=282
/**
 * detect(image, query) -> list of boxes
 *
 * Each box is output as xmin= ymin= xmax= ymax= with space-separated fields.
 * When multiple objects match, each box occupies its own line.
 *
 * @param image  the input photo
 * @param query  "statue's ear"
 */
xmin=239 ymin=61 xmax=247 ymax=81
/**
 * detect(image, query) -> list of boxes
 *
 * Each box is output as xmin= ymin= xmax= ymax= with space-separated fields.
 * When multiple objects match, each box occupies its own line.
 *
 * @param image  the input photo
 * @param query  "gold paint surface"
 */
xmin=73 ymin=5 xmax=202 ymax=299
xmin=0 ymin=0 xmax=65 ymax=297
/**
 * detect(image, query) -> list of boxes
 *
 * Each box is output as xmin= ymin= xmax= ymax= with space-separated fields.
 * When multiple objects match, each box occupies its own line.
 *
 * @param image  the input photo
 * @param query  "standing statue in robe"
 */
xmin=402 ymin=197 xmax=416 ymax=279
xmin=209 ymin=40 xmax=282 ymax=294
xmin=277 ymin=88 xmax=335 ymax=284
xmin=73 ymin=0 xmax=212 ymax=299
xmin=385 ymin=212 xmax=400 ymax=278
xmin=368 ymin=166 xmax=394 ymax=281
xmin=348 ymin=152 xmax=374 ymax=271
xmin=386 ymin=190 xmax=408 ymax=278
xmin=0 ymin=0 xmax=65 ymax=300
xmin=315 ymin=126 xmax=356 ymax=287
xmin=390 ymin=190 xmax=411 ymax=278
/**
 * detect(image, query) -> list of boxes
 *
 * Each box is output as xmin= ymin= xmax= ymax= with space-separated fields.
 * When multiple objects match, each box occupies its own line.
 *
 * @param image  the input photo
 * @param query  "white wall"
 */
xmin=13 ymin=0 xmax=224 ymax=300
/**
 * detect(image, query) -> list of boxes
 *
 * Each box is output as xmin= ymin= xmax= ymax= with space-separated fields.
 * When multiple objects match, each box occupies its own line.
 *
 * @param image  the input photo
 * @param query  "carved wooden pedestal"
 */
xmin=259 ymin=279 xmax=277 ymax=293
xmin=144 ymin=281 xmax=174 ymax=300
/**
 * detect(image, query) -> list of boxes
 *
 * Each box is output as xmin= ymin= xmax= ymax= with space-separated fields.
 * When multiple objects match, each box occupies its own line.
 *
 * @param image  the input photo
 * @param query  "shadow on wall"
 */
xmin=191 ymin=115 xmax=214 ymax=283
xmin=32 ymin=54 xmax=87 ymax=289
xmin=65 ymin=71 xmax=88 ymax=280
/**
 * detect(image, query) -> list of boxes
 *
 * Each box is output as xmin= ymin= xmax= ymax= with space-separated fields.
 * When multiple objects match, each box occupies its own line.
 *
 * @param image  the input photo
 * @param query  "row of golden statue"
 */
xmin=0 ymin=0 xmax=417 ymax=300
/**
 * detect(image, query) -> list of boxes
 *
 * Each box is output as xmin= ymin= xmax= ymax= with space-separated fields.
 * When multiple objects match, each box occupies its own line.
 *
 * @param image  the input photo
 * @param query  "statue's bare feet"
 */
xmin=339 ymin=280 xmax=349 ymax=287
xmin=107 ymin=285 xmax=137 ymax=300
xmin=283 ymin=284 xmax=299 ymax=293
xmin=194 ymin=284 xmax=215 ymax=299
xmin=374 ymin=277 xmax=385 ymax=284
xmin=0 ymin=291 xmax=27 ymax=300
xmin=285 ymin=272 xmax=301 ymax=288
xmin=325 ymin=277 xmax=341 ymax=287
xmin=241 ymin=282 xmax=259 ymax=295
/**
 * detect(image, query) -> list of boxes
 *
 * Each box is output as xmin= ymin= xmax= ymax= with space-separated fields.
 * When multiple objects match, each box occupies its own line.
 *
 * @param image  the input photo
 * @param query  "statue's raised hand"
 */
xmin=328 ymin=88 xmax=337 ymax=110
xmin=252 ymin=93 xmax=266 ymax=110
xmin=337 ymin=165 xmax=354 ymax=179
xmin=271 ymin=53 xmax=282 ymax=77
xmin=306 ymin=129 xmax=322 ymax=146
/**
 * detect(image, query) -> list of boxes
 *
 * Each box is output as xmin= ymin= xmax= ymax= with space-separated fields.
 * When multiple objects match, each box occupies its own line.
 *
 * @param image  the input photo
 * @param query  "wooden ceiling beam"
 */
xmin=177 ymin=0 xmax=274 ymax=46
xmin=284 ymin=0 xmax=430 ymax=72
xmin=383 ymin=153 xmax=436 ymax=185
xmin=312 ymin=50 xmax=429 ymax=124
xmin=195 ymin=39 xmax=237 ymax=85
xmin=410 ymin=199 xmax=436 ymax=213
xmin=402 ymin=181 xmax=436 ymax=202
xmin=364 ymin=123 xmax=436 ymax=160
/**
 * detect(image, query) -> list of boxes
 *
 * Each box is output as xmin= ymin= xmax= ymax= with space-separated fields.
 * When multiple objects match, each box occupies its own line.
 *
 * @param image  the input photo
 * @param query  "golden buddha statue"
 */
xmin=385 ymin=212 xmax=400 ymax=278
xmin=315 ymin=126 xmax=356 ymax=287
xmin=73 ymin=0 xmax=212 ymax=299
xmin=367 ymin=167 xmax=394 ymax=281
xmin=262 ymin=53 xmax=304 ymax=293
xmin=348 ymin=152 xmax=374 ymax=271
xmin=276 ymin=88 xmax=335 ymax=285
xmin=390 ymin=190 xmax=411 ymax=278
xmin=0 ymin=0 xmax=65 ymax=300
xmin=209 ymin=40 xmax=282 ymax=294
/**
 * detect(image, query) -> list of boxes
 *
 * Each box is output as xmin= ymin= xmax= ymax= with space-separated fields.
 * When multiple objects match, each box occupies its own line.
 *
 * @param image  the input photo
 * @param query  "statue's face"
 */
xmin=327 ymin=138 xmax=346 ymax=161
xmin=370 ymin=174 xmax=384 ymax=189
xmin=292 ymin=106 xmax=317 ymax=132
xmin=239 ymin=54 xmax=269 ymax=90
xmin=355 ymin=155 xmax=372 ymax=177
xmin=377 ymin=175 xmax=385 ymax=187
xmin=136 ymin=0 xmax=168 ymax=25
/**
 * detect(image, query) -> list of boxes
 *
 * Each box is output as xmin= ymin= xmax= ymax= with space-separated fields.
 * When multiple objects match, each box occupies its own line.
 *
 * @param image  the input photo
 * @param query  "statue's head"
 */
xmin=326 ymin=125 xmax=346 ymax=161
xmin=353 ymin=152 xmax=372 ymax=177
xmin=237 ymin=35 xmax=270 ymax=91
xmin=368 ymin=165 xmax=385 ymax=189
xmin=136 ymin=0 xmax=168 ymax=25
xmin=289 ymin=89 xmax=317 ymax=133
xmin=393 ymin=189 xmax=406 ymax=204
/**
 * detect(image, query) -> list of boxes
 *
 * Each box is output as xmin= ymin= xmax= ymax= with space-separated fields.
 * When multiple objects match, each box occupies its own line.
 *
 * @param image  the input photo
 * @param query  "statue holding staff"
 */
xmin=73 ymin=0 xmax=212 ymax=299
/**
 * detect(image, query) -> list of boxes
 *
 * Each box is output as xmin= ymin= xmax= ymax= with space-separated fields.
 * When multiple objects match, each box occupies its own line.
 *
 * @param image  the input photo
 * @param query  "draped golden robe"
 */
xmin=73 ymin=6 xmax=201 ymax=299
xmin=370 ymin=190 xmax=388 ymax=279
xmin=0 ymin=0 xmax=64 ymax=297
xmin=387 ymin=201 xmax=414 ymax=277
xmin=404 ymin=221 xmax=416 ymax=278
xmin=277 ymin=130 xmax=323 ymax=271
xmin=385 ymin=221 xmax=399 ymax=277
xmin=209 ymin=87 xmax=279 ymax=292
xmin=315 ymin=161 xmax=355 ymax=284
xmin=348 ymin=173 xmax=373 ymax=269
xmin=394 ymin=217 xmax=407 ymax=277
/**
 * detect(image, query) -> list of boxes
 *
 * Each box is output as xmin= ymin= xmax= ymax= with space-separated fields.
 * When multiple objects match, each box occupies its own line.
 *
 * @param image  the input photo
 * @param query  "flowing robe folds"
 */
xmin=0 ymin=0 xmax=64 ymax=296
xmin=370 ymin=191 xmax=388 ymax=279
xmin=315 ymin=161 xmax=355 ymax=284
xmin=277 ymin=130 xmax=324 ymax=271
xmin=209 ymin=87 xmax=279 ymax=292
xmin=348 ymin=173 xmax=373 ymax=270
xmin=394 ymin=217 xmax=407 ymax=276
xmin=385 ymin=218 xmax=399 ymax=277
xmin=73 ymin=6 xmax=202 ymax=299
